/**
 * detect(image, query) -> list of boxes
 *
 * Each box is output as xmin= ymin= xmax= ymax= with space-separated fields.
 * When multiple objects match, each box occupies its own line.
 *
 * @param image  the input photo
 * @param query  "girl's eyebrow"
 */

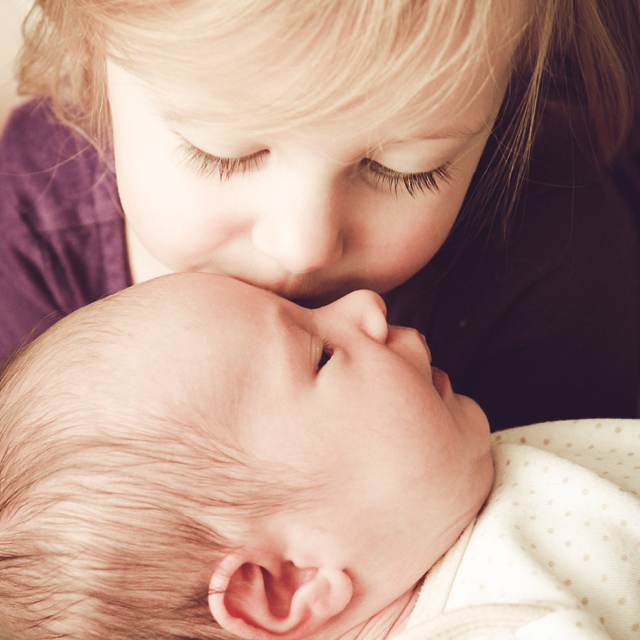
xmin=157 ymin=94 xmax=491 ymax=138
xmin=162 ymin=112 xmax=208 ymax=129
xmin=158 ymin=104 xmax=214 ymax=128
xmin=388 ymin=122 xmax=491 ymax=144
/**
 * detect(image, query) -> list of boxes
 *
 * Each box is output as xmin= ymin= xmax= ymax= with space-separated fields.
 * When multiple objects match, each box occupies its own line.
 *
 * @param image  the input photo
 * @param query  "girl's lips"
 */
xmin=431 ymin=366 xmax=449 ymax=398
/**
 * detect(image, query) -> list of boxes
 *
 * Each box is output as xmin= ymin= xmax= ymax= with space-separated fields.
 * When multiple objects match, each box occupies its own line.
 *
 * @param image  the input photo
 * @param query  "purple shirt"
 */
xmin=1 ymin=99 xmax=639 ymax=430
xmin=0 ymin=101 xmax=131 ymax=355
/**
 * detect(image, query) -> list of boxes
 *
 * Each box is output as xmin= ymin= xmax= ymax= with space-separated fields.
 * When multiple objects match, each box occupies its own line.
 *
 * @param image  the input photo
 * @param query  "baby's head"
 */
xmin=0 ymin=274 xmax=493 ymax=640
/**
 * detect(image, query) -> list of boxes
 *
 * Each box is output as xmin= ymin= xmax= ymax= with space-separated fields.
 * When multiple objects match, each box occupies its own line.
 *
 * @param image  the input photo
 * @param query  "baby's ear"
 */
xmin=208 ymin=549 xmax=353 ymax=640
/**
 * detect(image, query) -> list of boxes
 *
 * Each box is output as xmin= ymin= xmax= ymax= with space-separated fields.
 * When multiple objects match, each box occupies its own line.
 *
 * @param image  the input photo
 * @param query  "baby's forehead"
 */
xmin=99 ymin=272 xmax=261 ymax=328
xmin=99 ymin=271 xmax=284 ymax=376
xmin=0 ymin=275 xmax=282 ymax=482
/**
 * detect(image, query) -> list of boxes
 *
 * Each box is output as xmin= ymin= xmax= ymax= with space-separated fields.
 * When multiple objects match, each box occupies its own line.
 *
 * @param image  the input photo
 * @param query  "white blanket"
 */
xmin=400 ymin=419 xmax=640 ymax=640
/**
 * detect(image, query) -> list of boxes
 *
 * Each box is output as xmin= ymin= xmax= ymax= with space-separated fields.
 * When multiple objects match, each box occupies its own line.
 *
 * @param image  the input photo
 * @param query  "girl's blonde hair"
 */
xmin=15 ymin=0 xmax=640 ymax=233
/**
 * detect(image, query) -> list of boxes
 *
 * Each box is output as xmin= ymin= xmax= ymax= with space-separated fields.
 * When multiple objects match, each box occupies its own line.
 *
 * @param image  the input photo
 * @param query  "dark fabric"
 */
xmin=0 ymin=100 xmax=131 ymax=360
xmin=1 ymin=99 xmax=639 ymax=430
xmin=385 ymin=112 xmax=640 ymax=430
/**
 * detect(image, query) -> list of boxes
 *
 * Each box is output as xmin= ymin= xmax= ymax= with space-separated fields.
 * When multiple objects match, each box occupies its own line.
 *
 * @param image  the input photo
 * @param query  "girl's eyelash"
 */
xmin=177 ymin=139 xmax=451 ymax=196
xmin=177 ymin=141 xmax=268 ymax=181
xmin=363 ymin=159 xmax=452 ymax=197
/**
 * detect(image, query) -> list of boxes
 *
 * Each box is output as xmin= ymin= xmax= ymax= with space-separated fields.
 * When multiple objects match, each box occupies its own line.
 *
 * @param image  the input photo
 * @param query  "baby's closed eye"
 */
xmin=317 ymin=347 xmax=333 ymax=371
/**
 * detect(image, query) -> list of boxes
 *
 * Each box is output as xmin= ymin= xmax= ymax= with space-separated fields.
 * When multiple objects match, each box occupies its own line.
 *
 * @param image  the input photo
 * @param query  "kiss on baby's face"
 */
xmin=107 ymin=2 xmax=524 ymax=306
xmin=126 ymin=273 xmax=493 ymax=620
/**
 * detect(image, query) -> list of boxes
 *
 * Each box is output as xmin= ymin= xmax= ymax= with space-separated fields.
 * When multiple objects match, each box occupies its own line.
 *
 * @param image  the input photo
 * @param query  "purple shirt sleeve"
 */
xmin=0 ymin=100 xmax=131 ymax=363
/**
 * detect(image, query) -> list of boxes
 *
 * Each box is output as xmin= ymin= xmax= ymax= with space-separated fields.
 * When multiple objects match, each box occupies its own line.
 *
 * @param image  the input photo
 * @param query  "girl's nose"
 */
xmin=327 ymin=290 xmax=388 ymax=343
xmin=250 ymin=175 xmax=344 ymax=274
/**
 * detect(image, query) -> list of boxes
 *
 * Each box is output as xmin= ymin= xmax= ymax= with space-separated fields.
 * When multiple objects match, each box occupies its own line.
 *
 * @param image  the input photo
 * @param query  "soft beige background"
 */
xmin=0 ymin=0 xmax=29 ymax=133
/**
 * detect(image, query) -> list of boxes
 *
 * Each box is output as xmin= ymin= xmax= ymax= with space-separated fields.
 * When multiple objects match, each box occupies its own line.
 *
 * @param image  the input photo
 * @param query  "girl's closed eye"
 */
xmin=177 ymin=138 xmax=451 ymax=197
xmin=362 ymin=158 xmax=452 ymax=197
xmin=177 ymin=139 xmax=269 ymax=181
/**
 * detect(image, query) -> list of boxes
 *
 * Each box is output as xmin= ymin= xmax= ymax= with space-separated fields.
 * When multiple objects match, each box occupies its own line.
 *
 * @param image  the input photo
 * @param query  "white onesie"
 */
xmin=400 ymin=419 xmax=640 ymax=640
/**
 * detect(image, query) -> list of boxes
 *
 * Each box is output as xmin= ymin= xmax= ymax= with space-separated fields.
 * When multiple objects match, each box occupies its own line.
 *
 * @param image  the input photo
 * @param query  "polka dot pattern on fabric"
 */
xmin=440 ymin=420 xmax=640 ymax=640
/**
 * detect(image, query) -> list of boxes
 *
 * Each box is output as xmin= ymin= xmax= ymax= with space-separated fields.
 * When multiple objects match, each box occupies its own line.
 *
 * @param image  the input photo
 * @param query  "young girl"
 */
xmin=1 ymin=0 xmax=639 ymax=430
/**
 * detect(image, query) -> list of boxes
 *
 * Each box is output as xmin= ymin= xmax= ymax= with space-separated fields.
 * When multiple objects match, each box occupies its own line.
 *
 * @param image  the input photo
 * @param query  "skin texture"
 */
xmin=95 ymin=273 xmax=493 ymax=640
xmin=10 ymin=273 xmax=493 ymax=640
xmin=108 ymin=42 xmax=512 ymax=305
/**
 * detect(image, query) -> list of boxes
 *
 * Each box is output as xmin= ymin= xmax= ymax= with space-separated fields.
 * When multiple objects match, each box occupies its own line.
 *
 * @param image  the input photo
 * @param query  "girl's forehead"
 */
xmin=122 ymin=47 xmax=511 ymax=144
xmin=109 ymin=0 xmax=527 ymax=136
xmin=151 ymin=87 xmax=499 ymax=159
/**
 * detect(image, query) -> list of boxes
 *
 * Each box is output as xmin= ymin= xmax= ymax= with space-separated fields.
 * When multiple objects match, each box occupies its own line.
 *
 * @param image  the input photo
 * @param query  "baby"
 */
xmin=0 ymin=273 xmax=638 ymax=640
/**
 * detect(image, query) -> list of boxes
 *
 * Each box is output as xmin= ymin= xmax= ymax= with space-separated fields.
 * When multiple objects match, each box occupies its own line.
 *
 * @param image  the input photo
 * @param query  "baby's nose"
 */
xmin=341 ymin=290 xmax=388 ymax=343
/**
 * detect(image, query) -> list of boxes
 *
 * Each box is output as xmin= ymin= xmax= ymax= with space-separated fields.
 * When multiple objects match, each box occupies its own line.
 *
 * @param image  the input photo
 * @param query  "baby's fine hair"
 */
xmin=15 ymin=0 xmax=640 ymax=235
xmin=0 ymin=291 xmax=307 ymax=640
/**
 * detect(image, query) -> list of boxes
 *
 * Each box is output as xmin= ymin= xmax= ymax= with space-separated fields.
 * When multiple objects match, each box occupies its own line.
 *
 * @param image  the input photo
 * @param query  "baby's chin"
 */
xmin=443 ymin=440 xmax=495 ymax=544
xmin=468 ymin=445 xmax=496 ymax=515
xmin=457 ymin=392 xmax=491 ymax=445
